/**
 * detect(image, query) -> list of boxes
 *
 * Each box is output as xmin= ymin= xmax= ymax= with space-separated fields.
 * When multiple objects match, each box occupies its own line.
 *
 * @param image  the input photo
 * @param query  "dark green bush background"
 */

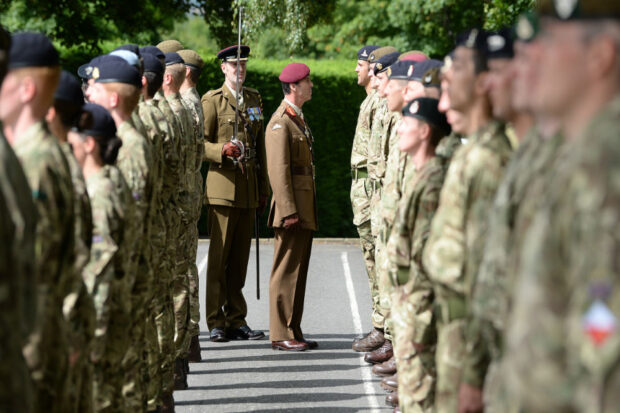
xmin=196 ymin=57 xmax=365 ymax=238
xmin=61 ymin=49 xmax=364 ymax=238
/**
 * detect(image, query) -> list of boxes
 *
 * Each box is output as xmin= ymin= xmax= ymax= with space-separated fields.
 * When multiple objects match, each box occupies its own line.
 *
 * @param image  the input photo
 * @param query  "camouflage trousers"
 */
xmin=483 ymin=359 xmax=520 ymax=413
xmin=435 ymin=319 xmax=466 ymax=413
xmin=374 ymin=228 xmax=395 ymax=341
xmin=392 ymin=281 xmax=436 ymax=412
xmin=66 ymin=350 xmax=93 ymax=413
xmin=173 ymin=198 xmax=193 ymax=358
xmin=355 ymin=220 xmax=379 ymax=328
xmin=93 ymin=360 xmax=124 ymax=413
xmin=122 ymin=309 xmax=147 ymax=412
xmin=188 ymin=187 xmax=203 ymax=339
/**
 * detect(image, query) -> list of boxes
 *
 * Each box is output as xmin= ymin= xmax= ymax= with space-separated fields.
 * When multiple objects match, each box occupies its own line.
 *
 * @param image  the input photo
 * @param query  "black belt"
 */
xmin=292 ymin=166 xmax=313 ymax=176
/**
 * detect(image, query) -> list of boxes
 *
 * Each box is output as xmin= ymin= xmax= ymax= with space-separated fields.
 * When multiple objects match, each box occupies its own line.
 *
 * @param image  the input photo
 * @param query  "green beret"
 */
xmin=157 ymin=39 xmax=184 ymax=53
xmin=368 ymin=46 xmax=398 ymax=64
xmin=178 ymin=49 xmax=204 ymax=70
xmin=537 ymin=0 xmax=620 ymax=20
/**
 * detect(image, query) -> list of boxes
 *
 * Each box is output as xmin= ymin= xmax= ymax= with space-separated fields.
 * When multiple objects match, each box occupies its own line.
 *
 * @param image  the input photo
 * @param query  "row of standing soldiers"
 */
xmin=0 ymin=30 xmax=209 ymax=412
xmin=349 ymin=1 xmax=620 ymax=412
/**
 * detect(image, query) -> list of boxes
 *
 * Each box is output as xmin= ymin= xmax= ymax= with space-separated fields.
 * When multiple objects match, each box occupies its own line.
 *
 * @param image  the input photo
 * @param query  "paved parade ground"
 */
xmin=175 ymin=240 xmax=391 ymax=412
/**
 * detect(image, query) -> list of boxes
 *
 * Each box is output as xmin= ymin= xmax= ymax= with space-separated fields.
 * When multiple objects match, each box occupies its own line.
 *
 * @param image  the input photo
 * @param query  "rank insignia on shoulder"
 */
xmin=285 ymin=105 xmax=296 ymax=118
xmin=583 ymin=300 xmax=617 ymax=346
xmin=272 ymin=123 xmax=282 ymax=130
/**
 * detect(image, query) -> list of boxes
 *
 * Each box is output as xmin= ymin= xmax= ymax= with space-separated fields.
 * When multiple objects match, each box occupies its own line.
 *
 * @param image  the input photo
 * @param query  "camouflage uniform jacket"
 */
xmin=367 ymin=97 xmax=389 ymax=182
xmin=167 ymin=92 xmax=195 ymax=192
xmin=504 ymin=97 xmax=620 ymax=413
xmin=422 ymin=121 xmax=512 ymax=329
xmin=84 ymin=165 xmax=133 ymax=364
xmin=351 ymin=90 xmax=379 ymax=226
xmin=377 ymin=115 xmax=404 ymax=241
xmin=0 ymin=131 xmax=36 ymax=412
xmin=14 ymin=121 xmax=76 ymax=385
xmin=60 ymin=143 xmax=95 ymax=357
xmin=154 ymin=90 xmax=183 ymax=204
xmin=389 ymin=152 xmax=451 ymax=344
xmin=182 ymin=87 xmax=205 ymax=178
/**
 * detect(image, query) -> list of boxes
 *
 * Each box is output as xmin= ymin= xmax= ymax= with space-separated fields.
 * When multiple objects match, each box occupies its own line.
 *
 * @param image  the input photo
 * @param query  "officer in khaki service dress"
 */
xmin=202 ymin=45 xmax=269 ymax=342
xmin=266 ymin=62 xmax=318 ymax=352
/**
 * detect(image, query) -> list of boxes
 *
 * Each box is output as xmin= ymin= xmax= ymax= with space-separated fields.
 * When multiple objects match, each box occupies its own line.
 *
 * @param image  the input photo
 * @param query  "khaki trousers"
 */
xmin=269 ymin=227 xmax=313 ymax=341
xmin=205 ymin=205 xmax=254 ymax=330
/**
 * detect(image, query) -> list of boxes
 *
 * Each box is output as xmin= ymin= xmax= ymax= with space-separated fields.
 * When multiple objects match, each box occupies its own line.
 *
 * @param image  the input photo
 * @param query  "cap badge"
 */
xmin=407 ymin=65 xmax=414 ymax=77
xmin=554 ymin=0 xmax=578 ymax=20
xmin=387 ymin=67 xmax=392 ymax=77
xmin=466 ymin=29 xmax=479 ymax=48
xmin=91 ymin=67 xmax=100 ymax=80
xmin=487 ymin=35 xmax=505 ymax=52
xmin=369 ymin=53 xmax=375 ymax=61
xmin=410 ymin=101 xmax=420 ymax=114
xmin=376 ymin=63 xmax=383 ymax=71
xmin=361 ymin=49 xmax=368 ymax=57
xmin=424 ymin=74 xmax=433 ymax=84
xmin=517 ymin=15 xmax=534 ymax=41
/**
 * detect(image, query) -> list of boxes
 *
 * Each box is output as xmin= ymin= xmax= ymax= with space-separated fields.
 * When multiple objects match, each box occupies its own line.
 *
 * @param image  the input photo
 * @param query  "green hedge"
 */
xmin=59 ymin=48 xmax=364 ymax=238
xmin=196 ymin=57 xmax=365 ymax=238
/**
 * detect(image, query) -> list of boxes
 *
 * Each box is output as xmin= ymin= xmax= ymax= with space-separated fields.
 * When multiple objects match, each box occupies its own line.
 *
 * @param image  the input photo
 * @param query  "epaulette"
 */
xmin=206 ymin=87 xmax=223 ymax=97
xmin=245 ymin=86 xmax=260 ymax=95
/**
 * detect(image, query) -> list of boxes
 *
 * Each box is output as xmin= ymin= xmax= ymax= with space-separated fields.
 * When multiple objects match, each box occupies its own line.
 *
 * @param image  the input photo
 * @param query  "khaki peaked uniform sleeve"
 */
xmin=266 ymin=119 xmax=296 ymax=219
xmin=202 ymin=94 xmax=225 ymax=163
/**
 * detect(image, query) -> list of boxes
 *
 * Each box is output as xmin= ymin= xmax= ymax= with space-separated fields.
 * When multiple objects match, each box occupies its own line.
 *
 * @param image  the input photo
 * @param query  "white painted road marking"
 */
xmin=341 ymin=251 xmax=381 ymax=412
xmin=198 ymin=253 xmax=208 ymax=276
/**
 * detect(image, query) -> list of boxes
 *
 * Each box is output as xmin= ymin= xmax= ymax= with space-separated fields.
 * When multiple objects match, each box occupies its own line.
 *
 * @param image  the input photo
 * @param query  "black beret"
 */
xmin=409 ymin=59 xmax=443 ymax=81
xmin=54 ymin=70 xmax=83 ymax=106
xmin=218 ymin=45 xmax=250 ymax=62
xmin=357 ymin=45 xmax=380 ymax=61
xmin=537 ymin=0 xmax=620 ymax=20
xmin=486 ymin=28 xmax=514 ymax=59
xmin=456 ymin=28 xmax=488 ymax=52
xmin=92 ymin=55 xmax=141 ymax=88
xmin=113 ymin=44 xmax=141 ymax=57
xmin=81 ymin=103 xmax=117 ymax=138
xmin=142 ymin=53 xmax=164 ymax=75
xmin=140 ymin=46 xmax=165 ymax=60
xmin=402 ymin=97 xmax=451 ymax=136
xmin=8 ymin=32 xmax=59 ymax=69
xmin=77 ymin=55 xmax=104 ymax=80
xmin=374 ymin=52 xmax=400 ymax=75
xmin=164 ymin=52 xmax=184 ymax=66
xmin=387 ymin=60 xmax=415 ymax=80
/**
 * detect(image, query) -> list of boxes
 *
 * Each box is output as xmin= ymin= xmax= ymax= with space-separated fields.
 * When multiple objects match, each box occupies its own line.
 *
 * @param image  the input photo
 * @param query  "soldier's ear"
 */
xmin=20 ymin=74 xmax=37 ymax=104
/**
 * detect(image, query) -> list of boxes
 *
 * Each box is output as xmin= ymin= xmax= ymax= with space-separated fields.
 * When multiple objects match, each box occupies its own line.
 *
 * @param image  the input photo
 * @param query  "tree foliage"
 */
xmin=0 ymin=0 xmax=191 ymax=51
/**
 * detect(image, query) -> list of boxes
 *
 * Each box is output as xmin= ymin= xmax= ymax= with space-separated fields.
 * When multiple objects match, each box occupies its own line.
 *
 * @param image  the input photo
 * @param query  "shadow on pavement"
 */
xmin=228 ymin=408 xmax=382 ymax=413
xmin=188 ymin=378 xmax=361 ymax=391
xmin=174 ymin=392 xmax=368 ymax=406
xmin=190 ymin=364 xmax=360 ymax=375
xmin=202 ymin=351 xmax=359 ymax=364
xmin=201 ymin=339 xmax=357 ymax=352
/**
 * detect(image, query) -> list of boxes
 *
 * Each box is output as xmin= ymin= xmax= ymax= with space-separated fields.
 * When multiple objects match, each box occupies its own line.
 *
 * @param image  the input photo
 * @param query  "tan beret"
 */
xmin=157 ymin=40 xmax=184 ymax=53
xmin=368 ymin=46 xmax=398 ymax=64
xmin=178 ymin=49 xmax=204 ymax=69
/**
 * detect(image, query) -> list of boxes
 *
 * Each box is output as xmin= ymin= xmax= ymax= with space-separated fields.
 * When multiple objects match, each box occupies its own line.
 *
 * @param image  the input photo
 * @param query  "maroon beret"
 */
xmin=279 ymin=62 xmax=310 ymax=83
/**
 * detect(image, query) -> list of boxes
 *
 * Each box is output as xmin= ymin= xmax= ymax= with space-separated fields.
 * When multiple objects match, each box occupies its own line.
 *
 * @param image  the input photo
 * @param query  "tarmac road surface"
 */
xmin=175 ymin=239 xmax=393 ymax=412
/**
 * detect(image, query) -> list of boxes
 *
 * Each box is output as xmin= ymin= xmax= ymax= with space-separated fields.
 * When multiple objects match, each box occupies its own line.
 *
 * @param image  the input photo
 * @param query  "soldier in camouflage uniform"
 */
xmin=178 ymin=48 xmax=206 ymax=362
xmin=350 ymin=44 xmax=380 ymax=347
xmin=421 ymin=29 xmax=513 ymax=413
xmin=46 ymin=70 xmax=97 ymax=413
xmin=354 ymin=46 xmax=398 ymax=353
xmin=162 ymin=51 xmax=195 ymax=387
xmin=499 ymin=3 xmax=620 ymax=412
xmin=365 ymin=56 xmax=411 ymax=372
xmin=136 ymin=52 xmax=177 ymax=412
xmin=86 ymin=56 xmax=155 ymax=411
xmin=1 ymin=32 xmax=76 ymax=413
xmin=388 ymin=98 xmax=452 ymax=412
xmin=68 ymin=103 xmax=134 ymax=413
xmin=0 ymin=26 xmax=36 ymax=412
xmin=142 ymin=45 xmax=181 ymax=410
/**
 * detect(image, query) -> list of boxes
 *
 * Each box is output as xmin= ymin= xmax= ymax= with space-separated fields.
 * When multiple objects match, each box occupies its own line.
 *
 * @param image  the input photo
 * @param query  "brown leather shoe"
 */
xmin=353 ymin=328 xmax=373 ymax=344
xmin=188 ymin=335 xmax=202 ymax=362
xmin=372 ymin=356 xmax=397 ymax=376
xmin=299 ymin=338 xmax=318 ymax=349
xmin=272 ymin=340 xmax=309 ymax=351
xmin=364 ymin=340 xmax=393 ymax=364
xmin=386 ymin=391 xmax=399 ymax=407
xmin=161 ymin=391 xmax=174 ymax=413
xmin=352 ymin=328 xmax=385 ymax=352
xmin=381 ymin=373 xmax=398 ymax=392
